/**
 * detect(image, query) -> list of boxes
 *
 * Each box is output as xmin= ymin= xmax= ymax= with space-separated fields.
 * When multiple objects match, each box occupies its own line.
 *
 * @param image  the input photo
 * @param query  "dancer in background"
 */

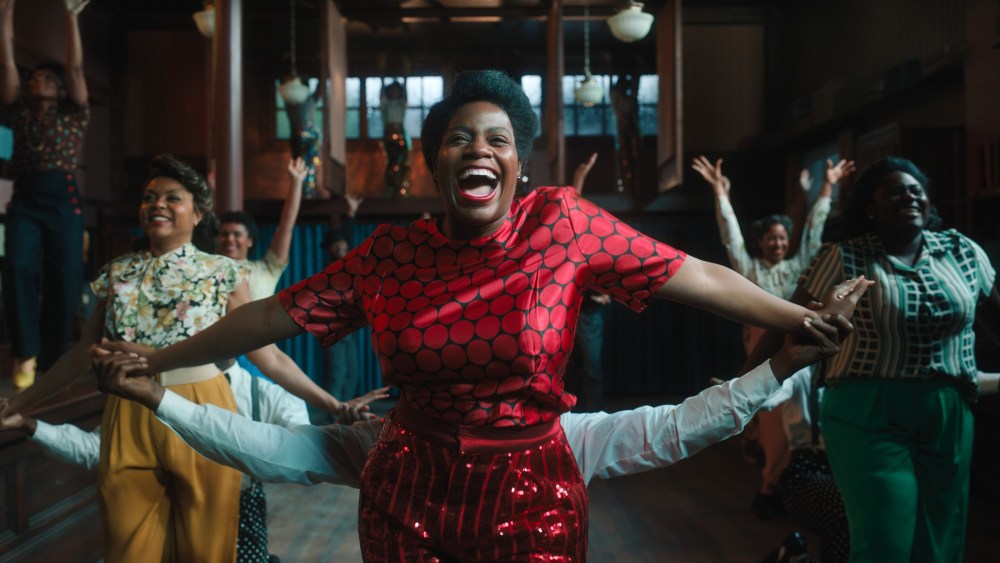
xmin=746 ymin=157 xmax=1000 ymax=562
xmin=0 ymin=0 xmax=91 ymax=390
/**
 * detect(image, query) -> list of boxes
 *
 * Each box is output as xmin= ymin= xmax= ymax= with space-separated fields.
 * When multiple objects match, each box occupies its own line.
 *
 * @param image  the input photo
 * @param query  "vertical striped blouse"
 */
xmin=798 ymin=230 xmax=996 ymax=397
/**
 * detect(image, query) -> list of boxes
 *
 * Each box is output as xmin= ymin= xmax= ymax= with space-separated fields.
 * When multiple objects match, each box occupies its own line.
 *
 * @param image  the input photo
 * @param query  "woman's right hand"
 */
xmin=335 ymin=386 xmax=392 ymax=424
xmin=691 ymin=155 xmax=730 ymax=197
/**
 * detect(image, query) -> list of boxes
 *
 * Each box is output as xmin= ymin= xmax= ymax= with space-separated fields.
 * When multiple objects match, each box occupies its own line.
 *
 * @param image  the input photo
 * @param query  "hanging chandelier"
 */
xmin=574 ymin=2 xmax=603 ymax=107
xmin=607 ymin=1 xmax=654 ymax=43
xmin=278 ymin=0 xmax=310 ymax=105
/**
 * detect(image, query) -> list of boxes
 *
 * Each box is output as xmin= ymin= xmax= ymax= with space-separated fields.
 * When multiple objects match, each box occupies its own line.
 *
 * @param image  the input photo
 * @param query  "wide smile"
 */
xmin=455 ymin=167 xmax=500 ymax=204
xmin=147 ymin=213 xmax=172 ymax=226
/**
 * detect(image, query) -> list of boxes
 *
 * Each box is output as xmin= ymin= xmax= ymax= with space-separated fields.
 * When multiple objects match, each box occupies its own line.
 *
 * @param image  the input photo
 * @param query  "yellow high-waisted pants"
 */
xmin=97 ymin=374 xmax=241 ymax=563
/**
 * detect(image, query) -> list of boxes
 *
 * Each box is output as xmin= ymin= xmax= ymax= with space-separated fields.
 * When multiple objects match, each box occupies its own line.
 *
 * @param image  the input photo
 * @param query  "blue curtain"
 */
xmin=251 ymin=220 xmax=384 ymax=399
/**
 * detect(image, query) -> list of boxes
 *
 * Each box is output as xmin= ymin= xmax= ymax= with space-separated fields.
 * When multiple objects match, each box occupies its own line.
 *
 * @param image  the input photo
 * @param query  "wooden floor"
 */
xmin=263 ymin=397 xmax=1000 ymax=562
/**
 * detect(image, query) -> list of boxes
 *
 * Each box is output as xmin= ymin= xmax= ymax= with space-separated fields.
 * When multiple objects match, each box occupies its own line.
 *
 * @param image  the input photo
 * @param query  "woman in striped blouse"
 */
xmin=751 ymin=156 xmax=1000 ymax=562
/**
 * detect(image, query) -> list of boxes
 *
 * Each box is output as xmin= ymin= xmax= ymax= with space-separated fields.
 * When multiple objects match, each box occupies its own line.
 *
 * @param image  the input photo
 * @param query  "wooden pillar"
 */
xmin=656 ymin=0 xmax=683 ymax=191
xmin=323 ymin=0 xmax=347 ymax=197
xmin=213 ymin=0 xmax=243 ymax=213
xmin=545 ymin=0 xmax=565 ymax=185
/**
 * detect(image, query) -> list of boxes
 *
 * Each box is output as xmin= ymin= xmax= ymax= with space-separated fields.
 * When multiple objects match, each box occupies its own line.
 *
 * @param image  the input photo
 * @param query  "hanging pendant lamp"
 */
xmin=574 ymin=2 xmax=603 ymax=107
xmin=607 ymin=1 xmax=654 ymax=43
xmin=278 ymin=0 xmax=310 ymax=105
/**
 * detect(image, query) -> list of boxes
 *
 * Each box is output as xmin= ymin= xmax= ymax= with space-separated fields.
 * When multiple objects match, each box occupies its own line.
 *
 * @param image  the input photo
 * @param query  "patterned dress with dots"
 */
xmin=279 ymin=186 xmax=686 ymax=561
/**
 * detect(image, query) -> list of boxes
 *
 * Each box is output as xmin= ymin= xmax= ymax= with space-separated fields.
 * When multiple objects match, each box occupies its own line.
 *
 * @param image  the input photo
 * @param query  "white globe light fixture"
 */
xmin=574 ymin=2 xmax=604 ymax=107
xmin=192 ymin=4 xmax=215 ymax=39
xmin=607 ymin=1 xmax=654 ymax=43
xmin=278 ymin=0 xmax=310 ymax=105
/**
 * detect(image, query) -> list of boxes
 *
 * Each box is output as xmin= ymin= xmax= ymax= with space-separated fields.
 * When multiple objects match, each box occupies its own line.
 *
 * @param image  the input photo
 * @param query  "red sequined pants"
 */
xmin=359 ymin=402 xmax=588 ymax=562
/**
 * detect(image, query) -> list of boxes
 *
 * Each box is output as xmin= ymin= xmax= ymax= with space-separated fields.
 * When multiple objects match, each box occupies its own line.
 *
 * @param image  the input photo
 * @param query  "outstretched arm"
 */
xmin=692 ymin=156 xmax=753 ymax=275
xmin=567 ymin=310 xmax=855 ymax=484
xmin=0 ymin=0 xmax=18 ymax=105
xmin=90 ymin=353 xmax=381 ymax=487
xmin=268 ymin=157 xmax=307 ymax=264
xmin=572 ymin=152 xmax=597 ymax=194
xmin=64 ymin=0 xmax=89 ymax=107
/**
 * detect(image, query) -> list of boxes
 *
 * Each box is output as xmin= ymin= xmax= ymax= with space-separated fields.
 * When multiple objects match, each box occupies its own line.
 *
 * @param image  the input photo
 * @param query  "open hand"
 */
xmin=345 ymin=192 xmax=363 ymax=218
xmin=65 ymin=0 xmax=90 ymax=16
xmin=691 ymin=155 xmax=730 ymax=197
xmin=824 ymin=158 xmax=856 ymax=186
xmin=572 ymin=152 xmax=598 ymax=194
xmin=335 ymin=385 xmax=391 ymax=424
xmin=287 ymin=157 xmax=308 ymax=185
xmin=815 ymin=276 xmax=874 ymax=320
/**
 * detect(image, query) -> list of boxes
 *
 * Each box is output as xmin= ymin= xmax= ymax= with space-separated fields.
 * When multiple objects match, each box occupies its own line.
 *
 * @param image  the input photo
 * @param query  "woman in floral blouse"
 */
xmin=4 ymin=155 xmax=368 ymax=562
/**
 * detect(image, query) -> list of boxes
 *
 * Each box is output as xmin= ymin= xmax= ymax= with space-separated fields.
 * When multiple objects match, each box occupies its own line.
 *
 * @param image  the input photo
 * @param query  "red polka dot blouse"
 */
xmin=279 ymin=187 xmax=686 ymax=427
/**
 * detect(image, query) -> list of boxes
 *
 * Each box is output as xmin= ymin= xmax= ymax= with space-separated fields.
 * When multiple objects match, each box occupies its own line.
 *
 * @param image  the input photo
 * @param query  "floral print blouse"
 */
xmin=91 ymin=244 xmax=248 ymax=349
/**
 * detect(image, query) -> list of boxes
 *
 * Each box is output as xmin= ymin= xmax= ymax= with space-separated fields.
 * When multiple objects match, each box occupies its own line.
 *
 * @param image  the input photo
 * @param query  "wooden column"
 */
xmin=323 ymin=0 xmax=347 ymax=197
xmin=545 ymin=0 xmax=565 ymax=185
xmin=213 ymin=0 xmax=243 ymax=213
xmin=657 ymin=0 xmax=683 ymax=191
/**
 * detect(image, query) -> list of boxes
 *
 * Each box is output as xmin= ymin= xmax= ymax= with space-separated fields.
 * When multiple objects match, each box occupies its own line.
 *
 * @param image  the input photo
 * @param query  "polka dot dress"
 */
xmin=777 ymin=448 xmax=850 ymax=562
xmin=280 ymin=186 xmax=686 ymax=427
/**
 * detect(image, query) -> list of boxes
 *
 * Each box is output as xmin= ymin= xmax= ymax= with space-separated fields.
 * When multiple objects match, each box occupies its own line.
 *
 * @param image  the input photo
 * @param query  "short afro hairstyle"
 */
xmin=841 ymin=156 xmax=941 ymax=240
xmin=219 ymin=211 xmax=259 ymax=243
xmin=421 ymin=70 xmax=538 ymax=173
xmin=137 ymin=154 xmax=219 ymax=252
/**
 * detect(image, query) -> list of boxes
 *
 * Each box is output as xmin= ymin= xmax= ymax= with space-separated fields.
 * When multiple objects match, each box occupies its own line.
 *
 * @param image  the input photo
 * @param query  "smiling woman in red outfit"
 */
xmin=97 ymin=70 xmax=855 ymax=562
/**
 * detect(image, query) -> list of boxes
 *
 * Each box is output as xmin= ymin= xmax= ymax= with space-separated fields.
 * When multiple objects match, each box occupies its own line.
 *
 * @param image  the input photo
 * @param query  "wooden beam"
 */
xmin=545 ymin=0 xmax=565 ymax=185
xmin=214 ymin=0 xmax=244 ymax=213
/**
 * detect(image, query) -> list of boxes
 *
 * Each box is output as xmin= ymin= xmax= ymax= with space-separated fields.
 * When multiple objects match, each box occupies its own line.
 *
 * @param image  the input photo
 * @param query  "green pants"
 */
xmin=821 ymin=378 xmax=973 ymax=563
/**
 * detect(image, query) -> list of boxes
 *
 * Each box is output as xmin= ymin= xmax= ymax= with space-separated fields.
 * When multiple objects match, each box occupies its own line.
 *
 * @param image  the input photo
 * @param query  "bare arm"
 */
xmin=7 ymin=301 xmax=105 ymax=414
xmin=0 ymin=0 xmax=19 ymax=105
xmin=656 ymin=256 xmax=816 ymax=334
xmin=268 ymin=157 xmax=306 ymax=264
xmin=572 ymin=152 xmax=597 ymax=193
xmin=64 ymin=0 xmax=89 ymax=107
xmin=144 ymin=290 xmax=301 ymax=374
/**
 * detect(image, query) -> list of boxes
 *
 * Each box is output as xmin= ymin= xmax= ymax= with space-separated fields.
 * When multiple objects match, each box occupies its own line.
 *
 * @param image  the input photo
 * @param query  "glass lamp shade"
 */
xmin=607 ymin=2 xmax=654 ymax=43
xmin=575 ymin=75 xmax=603 ymax=107
xmin=193 ymin=6 xmax=215 ymax=39
xmin=278 ymin=76 xmax=311 ymax=105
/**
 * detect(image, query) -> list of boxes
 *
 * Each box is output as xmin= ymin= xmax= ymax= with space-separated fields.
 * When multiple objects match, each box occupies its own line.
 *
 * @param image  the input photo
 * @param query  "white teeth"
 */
xmin=458 ymin=168 xmax=497 ymax=180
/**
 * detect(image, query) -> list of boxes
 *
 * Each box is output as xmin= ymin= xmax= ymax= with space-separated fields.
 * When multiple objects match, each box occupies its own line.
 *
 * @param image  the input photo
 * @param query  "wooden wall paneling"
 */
xmin=657 ymin=0 xmax=683 ymax=191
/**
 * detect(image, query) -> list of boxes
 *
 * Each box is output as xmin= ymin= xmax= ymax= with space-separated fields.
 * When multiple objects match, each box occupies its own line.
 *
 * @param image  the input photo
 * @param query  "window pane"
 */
xmin=563 ymin=106 xmax=576 ymax=136
xmin=421 ymin=76 xmax=443 ymax=106
xmin=639 ymin=105 xmax=658 ymax=137
xmin=638 ymin=75 xmax=658 ymax=104
xmin=346 ymin=108 xmax=360 ymax=139
xmin=404 ymin=108 xmax=423 ymax=139
xmin=577 ymin=105 xmax=604 ymax=136
xmin=532 ymin=107 xmax=542 ymax=138
xmin=346 ymin=77 xmax=361 ymax=107
xmin=276 ymin=111 xmax=290 ymax=140
xmin=521 ymin=75 xmax=542 ymax=106
xmin=367 ymin=107 xmax=383 ymax=139
xmin=562 ymin=75 xmax=580 ymax=105
xmin=366 ymin=77 xmax=383 ymax=109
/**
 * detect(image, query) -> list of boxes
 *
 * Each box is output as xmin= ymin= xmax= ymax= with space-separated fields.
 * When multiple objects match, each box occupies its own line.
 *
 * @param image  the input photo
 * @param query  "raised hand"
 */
xmin=65 ymin=0 xmax=89 ymax=16
xmin=691 ymin=155 xmax=730 ymax=197
xmin=345 ymin=192 xmax=363 ymax=218
xmin=820 ymin=158 xmax=857 ymax=197
xmin=287 ymin=157 xmax=308 ymax=185
xmin=799 ymin=169 xmax=813 ymax=192
xmin=572 ymin=152 xmax=598 ymax=194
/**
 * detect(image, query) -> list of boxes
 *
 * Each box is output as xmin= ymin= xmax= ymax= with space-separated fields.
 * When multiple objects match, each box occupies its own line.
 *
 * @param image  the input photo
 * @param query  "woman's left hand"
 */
xmin=815 ymin=276 xmax=873 ymax=320
xmin=91 ymin=338 xmax=156 ymax=360
xmin=65 ymin=0 xmax=89 ymax=16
